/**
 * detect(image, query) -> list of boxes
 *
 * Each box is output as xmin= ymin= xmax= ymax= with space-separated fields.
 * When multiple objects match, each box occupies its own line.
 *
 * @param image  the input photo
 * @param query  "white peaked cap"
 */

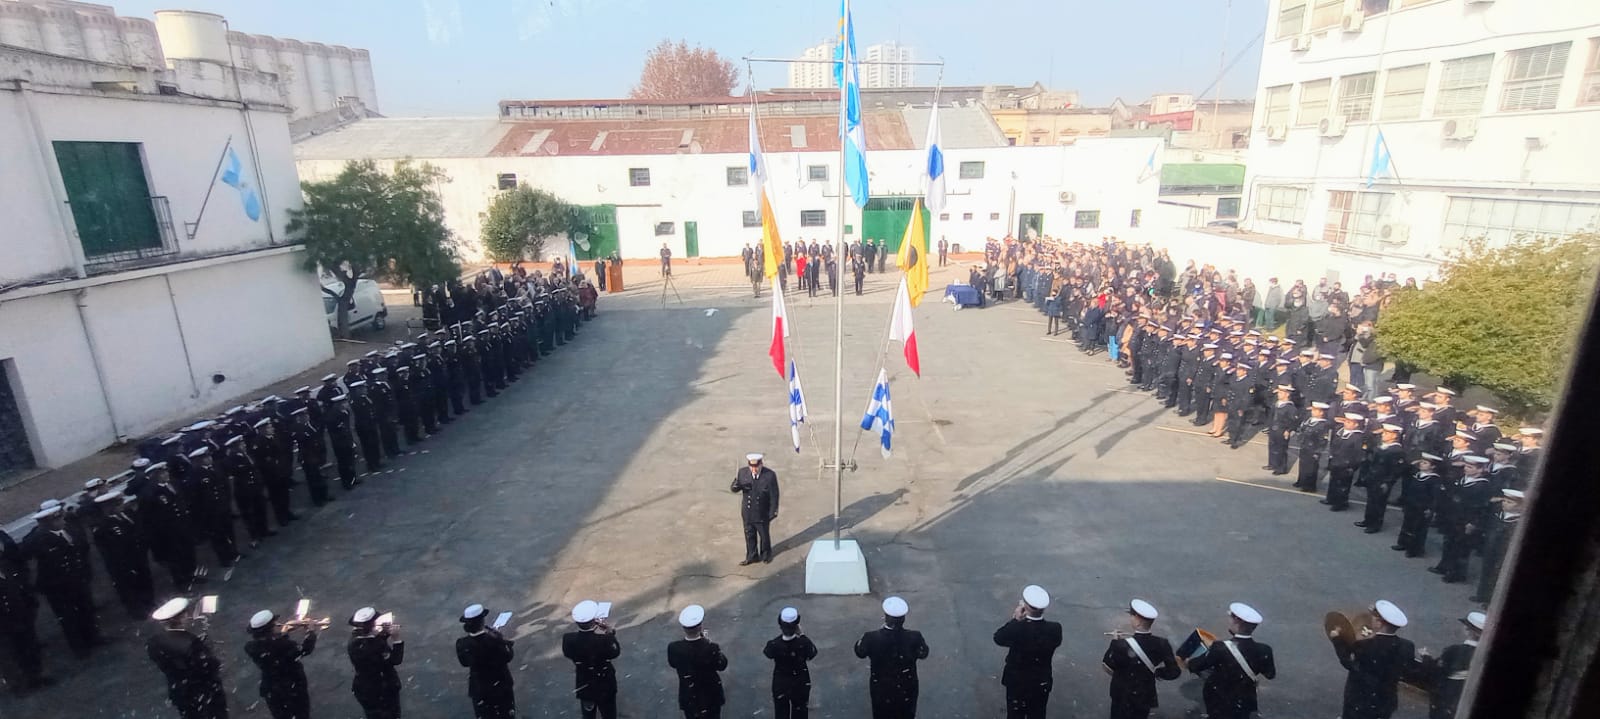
xmin=1502 ymin=489 xmax=1525 ymax=499
xmin=152 ymin=597 xmax=190 ymax=621
xmin=1229 ymin=602 xmax=1263 ymax=625
xmin=746 ymin=453 xmax=764 ymax=462
xmin=882 ymin=596 xmax=909 ymax=618
xmin=94 ymin=490 xmax=123 ymax=504
xmin=1374 ymin=600 xmax=1409 ymax=628
xmin=1022 ymin=585 xmax=1050 ymax=610
xmin=571 ymin=600 xmax=599 ymax=624
xmin=1382 ymin=424 xmax=1403 ymax=432
xmin=39 ymin=498 xmax=62 ymax=511
xmin=1464 ymin=611 xmax=1487 ymax=630
xmin=780 ymin=607 xmax=799 ymax=623
xmin=678 ymin=604 xmax=706 ymax=628
xmin=352 ymin=607 xmax=377 ymax=624
xmin=250 ymin=610 xmax=275 ymax=629
xmin=463 ymin=604 xmax=485 ymax=621
xmin=1130 ymin=599 xmax=1159 ymax=620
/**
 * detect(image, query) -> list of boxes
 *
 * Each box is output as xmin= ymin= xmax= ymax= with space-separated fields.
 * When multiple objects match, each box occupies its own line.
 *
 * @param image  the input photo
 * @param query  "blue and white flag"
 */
xmin=859 ymin=368 xmax=894 ymax=458
xmin=219 ymin=146 xmax=263 ymax=221
xmin=1366 ymin=130 xmax=1392 ymax=188
xmin=836 ymin=0 xmax=869 ymax=207
xmin=924 ymin=103 xmax=946 ymax=212
xmin=1138 ymin=145 xmax=1158 ymax=183
xmin=787 ymin=359 xmax=808 ymax=453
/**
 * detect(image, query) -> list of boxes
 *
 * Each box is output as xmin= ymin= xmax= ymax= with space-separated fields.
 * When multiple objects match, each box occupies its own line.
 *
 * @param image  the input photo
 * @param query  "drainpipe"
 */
xmin=73 ymin=289 xmax=126 ymax=443
xmin=15 ymin=79 xmax=87 ymax=278
xmin=223 ymin=20 xmax=277 ymax=244
xmin=163 ymin=275 xmax=202 ymax=397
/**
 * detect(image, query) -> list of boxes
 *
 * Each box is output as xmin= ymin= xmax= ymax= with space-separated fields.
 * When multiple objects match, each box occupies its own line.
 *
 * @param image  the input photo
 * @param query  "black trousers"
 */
xmin=467 ymin=372 xmax=484 ymax=404
xmin=301 ymin=460 xmax=330 ymax=505
xmin=379 ymin=417 xmax=402 ymax=457
xmin=870 ymin=698 xmax=917 ymax=719
xmin=263 ymin=683 xmax=311 ymax=719
xmin=774 ymin=689 xmax=810 ymax=719
xmin=1397 ymin=506 xmax=1430 ymax=556
xmin=1176 ymin=382 xmax=1194 ymax=413
xmin=683 ymin=709 xmax=720 ymax=719
xmin=1438 ymin=529 xmax=1476 ymax=581
xmin=743 ymin=521 xmax=772 ymax=561
xmin=237 ymin=489 xmax=271 ymax=540
xmin=357 ymin=426 xmax=383 ymax=471
xmin=1109 ymin=698 xmax=1152 ymax=719
xmin=1327 ymin=466 xmax=1357 ymax=508
xmin=1005 ymin=687 xmax=1049 ymax=719
xmin=450 ymin=382 xmax=467 ymax=414
xmin=355 ymin=689 xmax=401 ymax=719
xmin=206 ymin=516 xmax=240 ymax=565
xmin=0 ymin=626 xmax=43 ymax=685
xmin=174 ymin=682 xmax=228 ymax=719
xmin=1295 ymin=452 xmax=1321 ymax=489
xmin=331 ymin=437 xmax=357 ymax=488
xmin=109 ymin=559 xmax=156 ymax=619
xmin=1226 ymin=410 xmax=1248 ymax=444
xmin=1267 ymin=432 xmax=1290 ymax=472
xmin=267 ymin=479 xmax=294 ymax=524
xmin=158 ymin=541 xmax=198 ymax=591
xmin=1362 ymin=481 xmax=1393 ymax=528
xmin=1193 ymin=393 xmax=1213 ymax=425
xmin=471 ymin=692 xmax=516 ymax=719
xmin=580 ymin=695 xmax=618 ymax=719
xmin=43 ymin=585 xmax=100 ymax=655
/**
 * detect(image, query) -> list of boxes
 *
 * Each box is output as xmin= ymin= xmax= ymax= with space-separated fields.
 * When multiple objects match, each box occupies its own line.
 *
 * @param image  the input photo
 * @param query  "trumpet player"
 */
xmin=348 ymin=607 xmax=405 ymax=719
xmin=244 ymin=609 xmax=318 ymax=719
xmin=993 ymin=585 xmax=1062 ymax=719
xmin=1101 ymin=599 xmax=1180 ymax=719
xmin=455 ymin=604 xmax=515 ymax=719
xmin=562 ymin=600 xmax=621 ymax=719
xmin=146 ymin=597 xmax=228 ymax=719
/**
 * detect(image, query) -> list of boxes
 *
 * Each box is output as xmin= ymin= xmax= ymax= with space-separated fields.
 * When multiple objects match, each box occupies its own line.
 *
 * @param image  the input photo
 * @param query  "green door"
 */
xmin=684 ymin=221 xmax=699 ymax=258
xmin=573 ymin=205 xmax=619 ymax=260
xmin=861 ymin=197 xmax=930 ymax=254
xmin=1018 ymin=213 xmax=1044 ymax=241
xmin=53 ymin=141 xmax=161 ymax=258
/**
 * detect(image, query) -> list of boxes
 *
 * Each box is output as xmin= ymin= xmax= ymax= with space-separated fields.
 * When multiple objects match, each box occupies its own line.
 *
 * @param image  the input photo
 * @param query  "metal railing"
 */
xmin=75 ymin=195 xmax=180 ymax=274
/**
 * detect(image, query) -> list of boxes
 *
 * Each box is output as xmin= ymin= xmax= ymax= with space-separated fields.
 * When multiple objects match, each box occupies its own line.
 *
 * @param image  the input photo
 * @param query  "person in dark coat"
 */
xmin=1222 ymin=363 xmax=1256 ymax=449
xmin=730 ymin=453 xmax=780 ymax=565
xmin=325 ymin=394 xmax=360 ymax=490
xmin=1432 ymin=457 xmax=1495 ymax=584
xmin=1263 ymin=386 xmax=1300 ymax=474
xmin=562 ymin=600 xmax=621 ymax=719
xmin=1394 ymin=454 xmax=1443 ymax=558
xmin=1293 ymin=402 xmax=1331 ymax=491
xmin=289 ymin=409 xmax=331 ymax=506
xmin=185 ymin=447 xmax=240 ymax=568
xmin=455 ymin=604 xmax=515 ymax=719
xmin=243 ymin=609 xmax=317 ymax=719
xmin=1472 ymin=488 xmax=1523 ymax=604
xmin=348 ymin=381 xmax=384 ymax=474
xmin=764 ymin=607 xmax=818 ymax=719
xmin=88 ymin=491 xmax=155 ymax=619
xmin=1329 ymin=600 xmax=1421 ymax=719
xmin=347 ymin=607 xmax=405 ymax=719
xmin=1102 ymin=599 xmax=1181 ymax=719
xmin=854 ymin=596 xmax=930 ymax=719
xmin=23 ymin=504 xmax=101 ymax=658
xmin=146 ymin=597 xmax=227 ymax=719
xmin=0 ymin=552 xmax=48 ymax=693
xmin=1355 ymin=424 xmax=1407 ymax=533
xmin=1421 ymin=611 xmax=1484 ymax=719
xmin=1188 ymin=603 xmax=1275 ymax=719
xmin=667 ymin=605 xmax=727 ymax=719
xmin=993 ymin=585 xmax=1064 ymax=719
xmin=221 ymin=436 xmax=272 ymax=546
xmin=136 ymin=463 xmax=204 ymax=591
xmin=1324 ymin=414 xmax=1368 ymax=510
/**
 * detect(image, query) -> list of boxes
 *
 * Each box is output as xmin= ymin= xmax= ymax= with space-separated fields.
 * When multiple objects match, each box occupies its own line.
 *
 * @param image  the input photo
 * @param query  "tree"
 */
xmin=480 ymin=186 xmax=591 ymax=263
xmin=289 ymin=159 xmax=460 ymax=338
xmin=629 ymin=39 xmax=739 ymax=100
xmin=1376 ymin=233 xmax=1600 ymax=415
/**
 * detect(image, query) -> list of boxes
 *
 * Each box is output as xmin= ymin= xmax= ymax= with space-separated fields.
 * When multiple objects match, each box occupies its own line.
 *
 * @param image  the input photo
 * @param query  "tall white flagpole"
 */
xmin=832 ymin=0 xmax=850 ymax=548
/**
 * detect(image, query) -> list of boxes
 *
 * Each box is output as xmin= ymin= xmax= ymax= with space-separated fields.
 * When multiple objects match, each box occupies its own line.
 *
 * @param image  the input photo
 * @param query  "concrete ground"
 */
xmin=8 ymin=257 xmax=1474 ymax=718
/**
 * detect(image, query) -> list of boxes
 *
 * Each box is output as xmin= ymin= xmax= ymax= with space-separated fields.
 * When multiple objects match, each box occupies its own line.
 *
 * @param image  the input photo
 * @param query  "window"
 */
xmin=1217 ymin=197 xmax=1242 ymax=219
xmin=990 ymin=212 xmax=1001 ymax=220
xmin=742 ymin=210 xmax=760 ymax=228
xmin=1501 ymin=42 xmax=1572 ymax=112
xmin=807 ymin=165 xmax=828 ymax=182
xmin=1263 ymin=85 xmax=1293 ymax=127
xmin=939 ymin=213 xmax=950 ymax=221
xmin=1130 ymin=209 xmax=1143 ymax=227
xmin=1074 ymin=210 xmax=1100 ymax=229
xmin=800 ymin=210 xmax=826 ymax=227
xmin=1276 ymin=0 xmax=1307 ymax=39
xmin=654 ymin=221 xmax=674 ymax=236
xmin=1442 ymin=197 xmax=1600 ymax=248
xmin=1256 ymin=185 xmax=1309 ymax=224
xmin=1362 ymin=0 xmax=1390 ymax=15
xmin=1298 ymin=79 xmax=1331 ymax=126
xmin=1583 ymin=39 xmax=1600 ymax=105
xmin=629 ymin=168 xmax=651 ymax=186
xmin=1380 ymin=64 xmax=1429 ymax=121
xmin=1436 ymin=55 xmax=1492 ymax=117
xmin=1338 ymin=72 xmax=1377 ymax=122
xmin=1323 ymin=190 xmax=1393 ymax=248
xmin=497 ymin=173 xmax=517 ymax=190
xmin=959 ymin=161 xmax=985 ymax=179
xmin=1006 ymin=136 xmax=1017 ymax=146
xmin=962 ymin=212 xmax=974 ymax=220
xmin=726 ymin=166 xmax=748 ymax=186
xmin=53 ymin=141 xmax=168 ymax=263
xmin=1310 ymin=0 xmax=1343 ymax=30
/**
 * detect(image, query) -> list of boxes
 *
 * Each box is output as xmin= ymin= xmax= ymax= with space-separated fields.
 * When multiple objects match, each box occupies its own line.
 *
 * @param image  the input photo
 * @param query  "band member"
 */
xmin=563 ymin=600 xmax=621 ymax=719
xmin=764 ymin=607 xmax=818 ymax=719
xmin=23 ymin=504 xmax=102 ymax=658
xmin=1293 ymin=402 xmax=1332 ymax=491
xmin=854 ymin=596 xmax=930 ymax=719
xmin=667 ymin=605 xmax=727 ymax=719
xmin=147 ymin=597 xmax=227 ymax=719
xmin=348 ymin=607 xmax=405 ymax=719
xmin=994 ymin=585 xmax=1063 ymax=719
xmin=1421 ymin=611 xmax=1484 ymax=719
xmin=244 ymin=609 xmax=317 ymax=719
xmin=1187 ymin=603 xmax=1275 ymax=719
xmin=1395 ymin=454 xmax=1443 ymax=558
xmin=1102 ymin=599 xmax=1181 ymax=719
xmin=456 ymin=604 xmax=515 ymax=719
xmin=730 ymin=453 xmax=780 ymax=565
xmin=1329 ymin=600 xmax=1420 ymax=719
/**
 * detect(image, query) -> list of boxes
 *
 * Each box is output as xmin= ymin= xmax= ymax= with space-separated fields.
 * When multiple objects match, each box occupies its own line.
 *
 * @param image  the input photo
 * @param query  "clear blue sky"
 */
xmin=112 ymin=0 xmax=1266 ymax=116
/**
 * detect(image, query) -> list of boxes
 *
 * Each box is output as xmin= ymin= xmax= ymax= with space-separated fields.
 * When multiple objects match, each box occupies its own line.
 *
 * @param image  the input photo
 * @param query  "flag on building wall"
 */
xmin=890 ymin=277 xmax=921 ymax=376
xmin=836 ymin=0 xmax=869 ymax=207
xmin=1367 ymin=130 xmax=1393 ymax=188
xmin=788 ymin=359 xmax=808 ymax=453
xmin=859 ymin=368 xmax=894 ymax=458
xmin=924 ymin=104 xmax=946 ymax=212
xmin=897 ymin=199 xmax=929 ymax=307
xmin=750 ymin=100 xmax=785 ymax=279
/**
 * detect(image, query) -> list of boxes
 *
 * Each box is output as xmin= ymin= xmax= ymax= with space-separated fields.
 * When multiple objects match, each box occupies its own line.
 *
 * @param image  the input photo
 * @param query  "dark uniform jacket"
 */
xmin=1102 ymin=631 xmax=1181 ymax=710
xmin=244 ymin=632 xmax=316 ymax=695
xmin=1424 ymin=642 xmax=1476 ymax=719
xmin=731 ymin=466 xmax=780 ymax=523
xmin=348 ymin=634 xmax=405 ymax=699
xmin=1335 ymin=633 xmax=1419 ymax=719
xmin=667 ymin=636 xmax=728 ymax=711
xmin=148 ymin=629 xmax=224 ymax=704
xmin=854 ymin=625 xmax=930 ymax=705
xmin=1270 ymin=401 xmax=1301 ymax=434
xmin=1330 ymin=429 xmax=1367 ymax=470
xmin=1298 ymin=417 xmax=1331 ymax=455
xmin=1400 ymin=470 xmax=1441 ymax=510
xmin=1189 ymin=636 xmax=1275 ymax=716
xmin=24 ymin=528 xmax=92 ymax=593
xmin=1367 ymin=442 xmax=1407 ymax=488
xmin=993 ymin=617 xmax=1063 ymax=692
xmin=562 ymin=628 xmax=622 ymax=700
xmin=456 ymin=630 xmax=515 ymax=701
xmin=763 ymin=634 xmax=818 ymax=695
xmin=0 ymin=564 xmax=39 ymax=633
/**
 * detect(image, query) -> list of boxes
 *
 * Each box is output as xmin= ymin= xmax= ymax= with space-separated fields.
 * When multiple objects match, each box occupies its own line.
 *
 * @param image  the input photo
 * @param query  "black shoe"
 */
xmin=1390 ymin=544 xmax=1406 ymax=551
xmin=1405 ymin=552 xmax=1424 ymax=559
xmin=1442 ymin=576 xmax=1465 ymax=584
xmin=762 ymin=556 xmax=773 ymax=564
xmin=738 ymin=559 xmax=753 ymax=566
xmin=1260 ymin=465 xmax=1275 ymax=471
xmin=1329 ymin=505 xmax=1348 ymax=512
xmin=1427 ymin=566 xmax=1445 ymax=575
xmin=1363 ymin=527 xmax=1382 ymax=534
xmin=1272 ymin=470 xmax=1289 ymax=476
xmin=1319 ymin=499 xmax=1332 ymax=505
xmin=1354 ymin=521 xmax=1369 ymax=528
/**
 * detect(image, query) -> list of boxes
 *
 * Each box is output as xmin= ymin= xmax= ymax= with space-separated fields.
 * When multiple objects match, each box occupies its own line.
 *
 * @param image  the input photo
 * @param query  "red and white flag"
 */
xmin=890 ymin=277 xmax=920 ymax=377
xmin=769 ymin=286 xmax=789 ymax=378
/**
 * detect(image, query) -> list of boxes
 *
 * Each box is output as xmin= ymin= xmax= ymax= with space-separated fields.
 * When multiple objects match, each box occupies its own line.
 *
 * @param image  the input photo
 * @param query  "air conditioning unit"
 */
xmin=1058 ymin=191 xmax=1076 ymax=204
xmin=1379 ymin=222 xmax=1411 ymax=244
xmin=1318 ymin=115 xmax=1348 ymax=138
xmin=1341 ymin=12 xmax=1365 ymax=33
xmin=1465 ymin=0 xmax=1495 ymax=5
xmin=1290 ymin=35 xmax=1313 ymax=53
xmin=1265 ymin=123 xmax=1289 ymax=141
xmin=1442 ymin=116 xmax=1479 ymax=140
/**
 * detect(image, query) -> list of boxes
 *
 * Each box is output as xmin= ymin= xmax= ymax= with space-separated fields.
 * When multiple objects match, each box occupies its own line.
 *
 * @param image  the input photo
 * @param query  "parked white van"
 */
xmin=323 ymin=279 xmax=388 ymax=332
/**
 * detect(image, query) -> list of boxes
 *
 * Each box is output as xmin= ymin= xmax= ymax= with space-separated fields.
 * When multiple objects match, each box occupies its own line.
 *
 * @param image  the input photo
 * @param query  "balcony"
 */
xmin=70 ymin=195 xmax=181 ymax=275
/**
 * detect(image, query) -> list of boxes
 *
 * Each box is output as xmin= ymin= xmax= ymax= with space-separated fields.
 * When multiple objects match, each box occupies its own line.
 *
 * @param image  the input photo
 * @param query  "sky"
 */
xmin=110 ymin=0 xmax=1267 ymax=116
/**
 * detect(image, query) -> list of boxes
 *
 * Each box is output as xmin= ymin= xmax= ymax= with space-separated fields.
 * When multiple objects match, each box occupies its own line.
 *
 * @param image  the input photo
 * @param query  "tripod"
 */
xmin=659 ymin=272 xmax=682 ymax=306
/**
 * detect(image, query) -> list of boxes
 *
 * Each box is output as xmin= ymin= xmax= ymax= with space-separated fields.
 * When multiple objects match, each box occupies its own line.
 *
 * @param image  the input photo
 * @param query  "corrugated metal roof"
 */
xmin=899 ymin=105 xmax=1008 ymax=149
xmin=293 ymin=117 xmax=507 ymax=160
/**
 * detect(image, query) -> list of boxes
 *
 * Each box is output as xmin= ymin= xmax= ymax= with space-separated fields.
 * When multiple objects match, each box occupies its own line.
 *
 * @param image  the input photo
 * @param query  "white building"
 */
xmin=1242 ymin=0 xmax=1600 ymax=268
xmin=0 ymin=6 xmax=332 ymax=472
xmin=860 ymin=42 xmax=915 ymax=89
xmin=787 ymin=39 xmax=837 ymax=89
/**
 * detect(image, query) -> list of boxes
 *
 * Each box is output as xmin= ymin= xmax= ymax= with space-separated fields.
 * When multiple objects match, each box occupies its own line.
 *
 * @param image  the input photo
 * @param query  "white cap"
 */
xmin=39 ymin=499 xmax=61 ymax=511
xmin=1229 ymin=602 xmax=1263 ymax=625
xmin=1502 ymin=489 xmax=1525 ymax=500
xmin=30 ymin=504 xmax=63 ymax=521
xmin=1520 ymin=427 xmax=1543 ymax=435
xmin=678 ymin=604 xmax=706 ymax=628
xmin=352 ymin=607 xmax=377 ymax=624
xmin=882 ymin=596 xmax=909 ymax=618
xmin=1476 ymin=405 xmax=1498 ymax=414
xmin=1311 ymin=402 xmax=1331 ymax=409
xmin=321 ymin=373 xmax=338 ymax=382
xmin=1374 ymin=396 xmax=1394 ymax=403
xmin=1022 ymin=585 xmax=1050 ymax=610
xmin=94 ymin=490 xmax=124 ymax=505
xmin=1344 ymin=384 xmax=1360 ymax=392
xmin=1396 ymin=383 xmax=1417 ymax=390
xmin=250 ymin=610 xmax=275 ymax=629
xmin=1220 ymin=353 xmax=1233 ymax=359
xmin=1463 ymin=611 xmax=1487 ymax=630
xmin=571 ymin=600 xmax=599 ymax=624
xmin=224 ymin=435 xmax=244 ymax=447
xmin=1433 ymin=387 xmax=1457 ymax=396
xmin=84 ymin=477 xmax=105 ymax=489
xmin=1374 ymin=600 xmax=1409 ymax=628
xmin=1130 ymin=599 xmax=1159 ymax=620
xmin=1418 ymin=452 xmax=1443 ymax=462
xmin=187 ymin=447 xmax=209 ymax=458
xmin=1319 ymin=353 xmax=1334 ymax=360
xmin=1381 ymin=423 xmax=1403 ymax=432
xmin=1343 ymin=413 xmax=1365 ymax=421
xmin=779 ymin=607 xmax=800 ymax=623
xmin=1465 ymin=455 xmax=1490 ymax=465
xmin=746 ymin=453 xmax=764 ymax=462
xmin=132 ymin=457 xmax=152 ymax=469
xmin=462 ymin=604 xmax=485 ymax=621
xmin=152 ymin=597 xmax=190 ymax=621
xmin=1492 ymin=442 xmax=1516 ymax=452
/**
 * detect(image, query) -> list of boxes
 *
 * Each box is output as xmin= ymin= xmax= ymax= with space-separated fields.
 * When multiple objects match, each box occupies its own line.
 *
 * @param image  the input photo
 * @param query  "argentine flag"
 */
xmin=836 ymin=0 xmax=869 ymax=207
xmin=859 ymin=368 xmax=894 ymax=458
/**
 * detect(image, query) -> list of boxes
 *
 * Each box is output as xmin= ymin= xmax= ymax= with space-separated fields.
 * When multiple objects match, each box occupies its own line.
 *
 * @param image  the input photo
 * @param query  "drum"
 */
xmin=1174 ymin=627 xmax=1218 ymax=669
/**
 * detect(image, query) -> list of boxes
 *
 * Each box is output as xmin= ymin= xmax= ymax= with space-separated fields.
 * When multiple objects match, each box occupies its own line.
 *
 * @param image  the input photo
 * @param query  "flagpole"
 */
xmin=832 ymin=0 xmax=851 ymax=549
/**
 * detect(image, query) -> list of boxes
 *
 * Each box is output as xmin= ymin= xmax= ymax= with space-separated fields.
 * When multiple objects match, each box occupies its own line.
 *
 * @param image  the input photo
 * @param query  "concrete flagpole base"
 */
xmin=804 ymin=538 xmax=870 ymax=594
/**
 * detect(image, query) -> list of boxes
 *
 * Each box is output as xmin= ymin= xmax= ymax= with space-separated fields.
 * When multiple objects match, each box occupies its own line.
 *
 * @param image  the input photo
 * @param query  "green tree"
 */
xmin=1377 ymin=233 xmax=1600 ymax=415
xmin=289 ymin=159 xmax=460 ymax=337
xmin=480 ymin=185 xmax=589 ymax=263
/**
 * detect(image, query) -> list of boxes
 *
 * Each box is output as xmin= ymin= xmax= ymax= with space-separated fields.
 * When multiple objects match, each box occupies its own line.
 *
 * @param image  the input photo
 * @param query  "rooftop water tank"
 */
xmin=153 ymin=9 xmax=230 ymax=63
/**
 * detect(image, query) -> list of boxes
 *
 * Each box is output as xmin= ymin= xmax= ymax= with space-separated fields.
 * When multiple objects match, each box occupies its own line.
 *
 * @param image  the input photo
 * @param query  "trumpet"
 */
xmin=279 ymin=617 xmax=332 ymax=633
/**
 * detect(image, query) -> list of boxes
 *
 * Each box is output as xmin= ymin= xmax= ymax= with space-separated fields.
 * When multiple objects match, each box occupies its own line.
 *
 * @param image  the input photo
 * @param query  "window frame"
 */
xmin=1256 ymin=185 xmax=1310 ymax=224
xmin=807 ymin=164 xmax=829 ymax=182
xmin=1309 ymin=0 xmax=1343 ymax=31
xmin=1263 ymin=84 xmax=1293 ymax=127
xmin=726 ymin=166 xmax=749 ymax=187
xmin=1435 ymin=54 xmax=1493 ymax=117
xmin=1338 ymin=72 xmax=1378 ymax=122
xmin=1073 ymin=210 xmax=1101 ymax=229
xmin=1500 ymin=42 xmax=1573 ymax=112
xmin=629 ymin=168 xmax=651 ymax=187
xmin=958 ymin=161 xmax=985 ymax=180
xmin=1130 ymin=208 xmax=1143 ymax=228
xmin=1380 ymin=64 xmax=1429 ymax=121
xmin=1322 ymin=190 xmax=1394 ymax=248
xmin=1442 ymin=196 xmax=1600 ymax=249
xmin=741 ymin=210 xmax=761 ymax=228
xmin=799 ymin=210 xmax=827 ymax=227
xmin=1298 ymin=79 xmax=1332 ymax=126
xmin=1583 ymin=38 xmax=1600 ymax=106
xmin=1217 ymin=197 xmax=1242 ymax=219
xmin=1276 ymin=0 xmax=1307 ymax=40
xmin=497 ymin=173 xmax=518 ymax=190
xmin=654 ymin=221 xmax=674 ymax=236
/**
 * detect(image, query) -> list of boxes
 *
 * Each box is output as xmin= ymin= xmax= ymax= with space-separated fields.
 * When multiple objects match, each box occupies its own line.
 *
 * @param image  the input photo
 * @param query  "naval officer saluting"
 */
xmin=731 ymin=453 xmax=780 ymax=565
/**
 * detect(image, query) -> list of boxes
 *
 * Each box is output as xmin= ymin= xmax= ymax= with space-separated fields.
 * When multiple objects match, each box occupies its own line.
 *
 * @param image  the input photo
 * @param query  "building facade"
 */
xmin=0 ymin=5 xmax=332 ymax=472
xmin=859 ymin=41 xmax=915 ymax=89
xmin=787 ymin=39 xmax=837 ymax=89
xmin=1243 ymin=0 xmax=1600 ymax=263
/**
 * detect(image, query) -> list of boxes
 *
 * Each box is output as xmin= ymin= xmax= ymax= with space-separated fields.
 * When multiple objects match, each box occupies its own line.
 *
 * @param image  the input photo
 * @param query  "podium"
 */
xmin=805 ymin=538 xmax=870 ymax=594
xmin=606 ymin=263 xmax=624 ymax=293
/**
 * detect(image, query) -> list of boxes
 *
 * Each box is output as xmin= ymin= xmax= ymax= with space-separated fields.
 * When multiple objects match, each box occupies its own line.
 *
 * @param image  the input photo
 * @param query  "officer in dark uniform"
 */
xmin=993 ymin=585 xmax=1063 ymax=719
xmin=477 ymin=332 xmax=502 ymax=397
xmin=186 ymin=447 xmax=240 ymax=567
xmin=730 ymin=453 xmax=780 ymax=565
xmin=1102 ymin=598 xmax=1181 ymax=719
xmin=348 ymin=381 xmax=383 ymax=474
xmin=411 ymin=354 xmax=439 ymax=436
xmin=854 ymin=596 xmax=929 ymax=719
xmin=454 ymin=604 xmax=515 ymax=719
xmin=667 ymin=605 xmax=727 ymax=719
xmin=136 ymin=463 xmax=203 ymax=591
xmin=444 ymin=340 xmax=468 ymax=415
xmin=1472 ymin=488 xmax=1523 ymax=604
xmin=0 ymin=541 xmax=48 ymax=693
xmin=1262 ymin=385 xmax=1299 ymax=474
xmin=1394 ymin=454 xmax=1443 ymax=558
xmin=1324 ymin=414 xmax=1368 ymax=510
xmin=222 ymin=436 xmax=272 ymax=546
xmin=1329 ymin=600 xmax=1420 ymax=719
xmin=1421 ymin=611 xmax=1483 ymax=719
xmin=147 ymin=597 xmax=227 ymax=719
xmin=248 ymin=419 xmax=297 ymax=526
xmin=1223 ymin=363 xmax=1256 ymax=449
xmin=1187 ymin=603 xmax=1275 ymax=719
xmin=347 ymin=607 xmax=405 ymax=719
xmin=1355 ymin=424 xmax=1407 ymax=533
xmin=25 ymin=504 xmax=102 ymax=658
xmin=429 ymin=343 xmax=454 ymax=424
xmin=1433 ymin=456 xmax=1494 ymax=584
xmin=89 ymin=491 xmax=155 ymax=619
xmin=393 ymin=364 xmax=423 ymax=442
xmin=369 ymin=368 xmax=403 ymax=458
xmin=289 ymin=409 xmax=331 ymax=506
xmin=853 ymin=255 xmax=867 ymax=295
xmin=244 ymin=609 xmax=317 ymax=719
xmin=459 ymin=335 xmax=485 ymax=405
xmin=763 ymin=606 xmax=817 ymax=719
xmin=563 ymin=600 xmax=622 ymax=719
xmin=1406 ymin=403 xmax=1448 ymax=462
